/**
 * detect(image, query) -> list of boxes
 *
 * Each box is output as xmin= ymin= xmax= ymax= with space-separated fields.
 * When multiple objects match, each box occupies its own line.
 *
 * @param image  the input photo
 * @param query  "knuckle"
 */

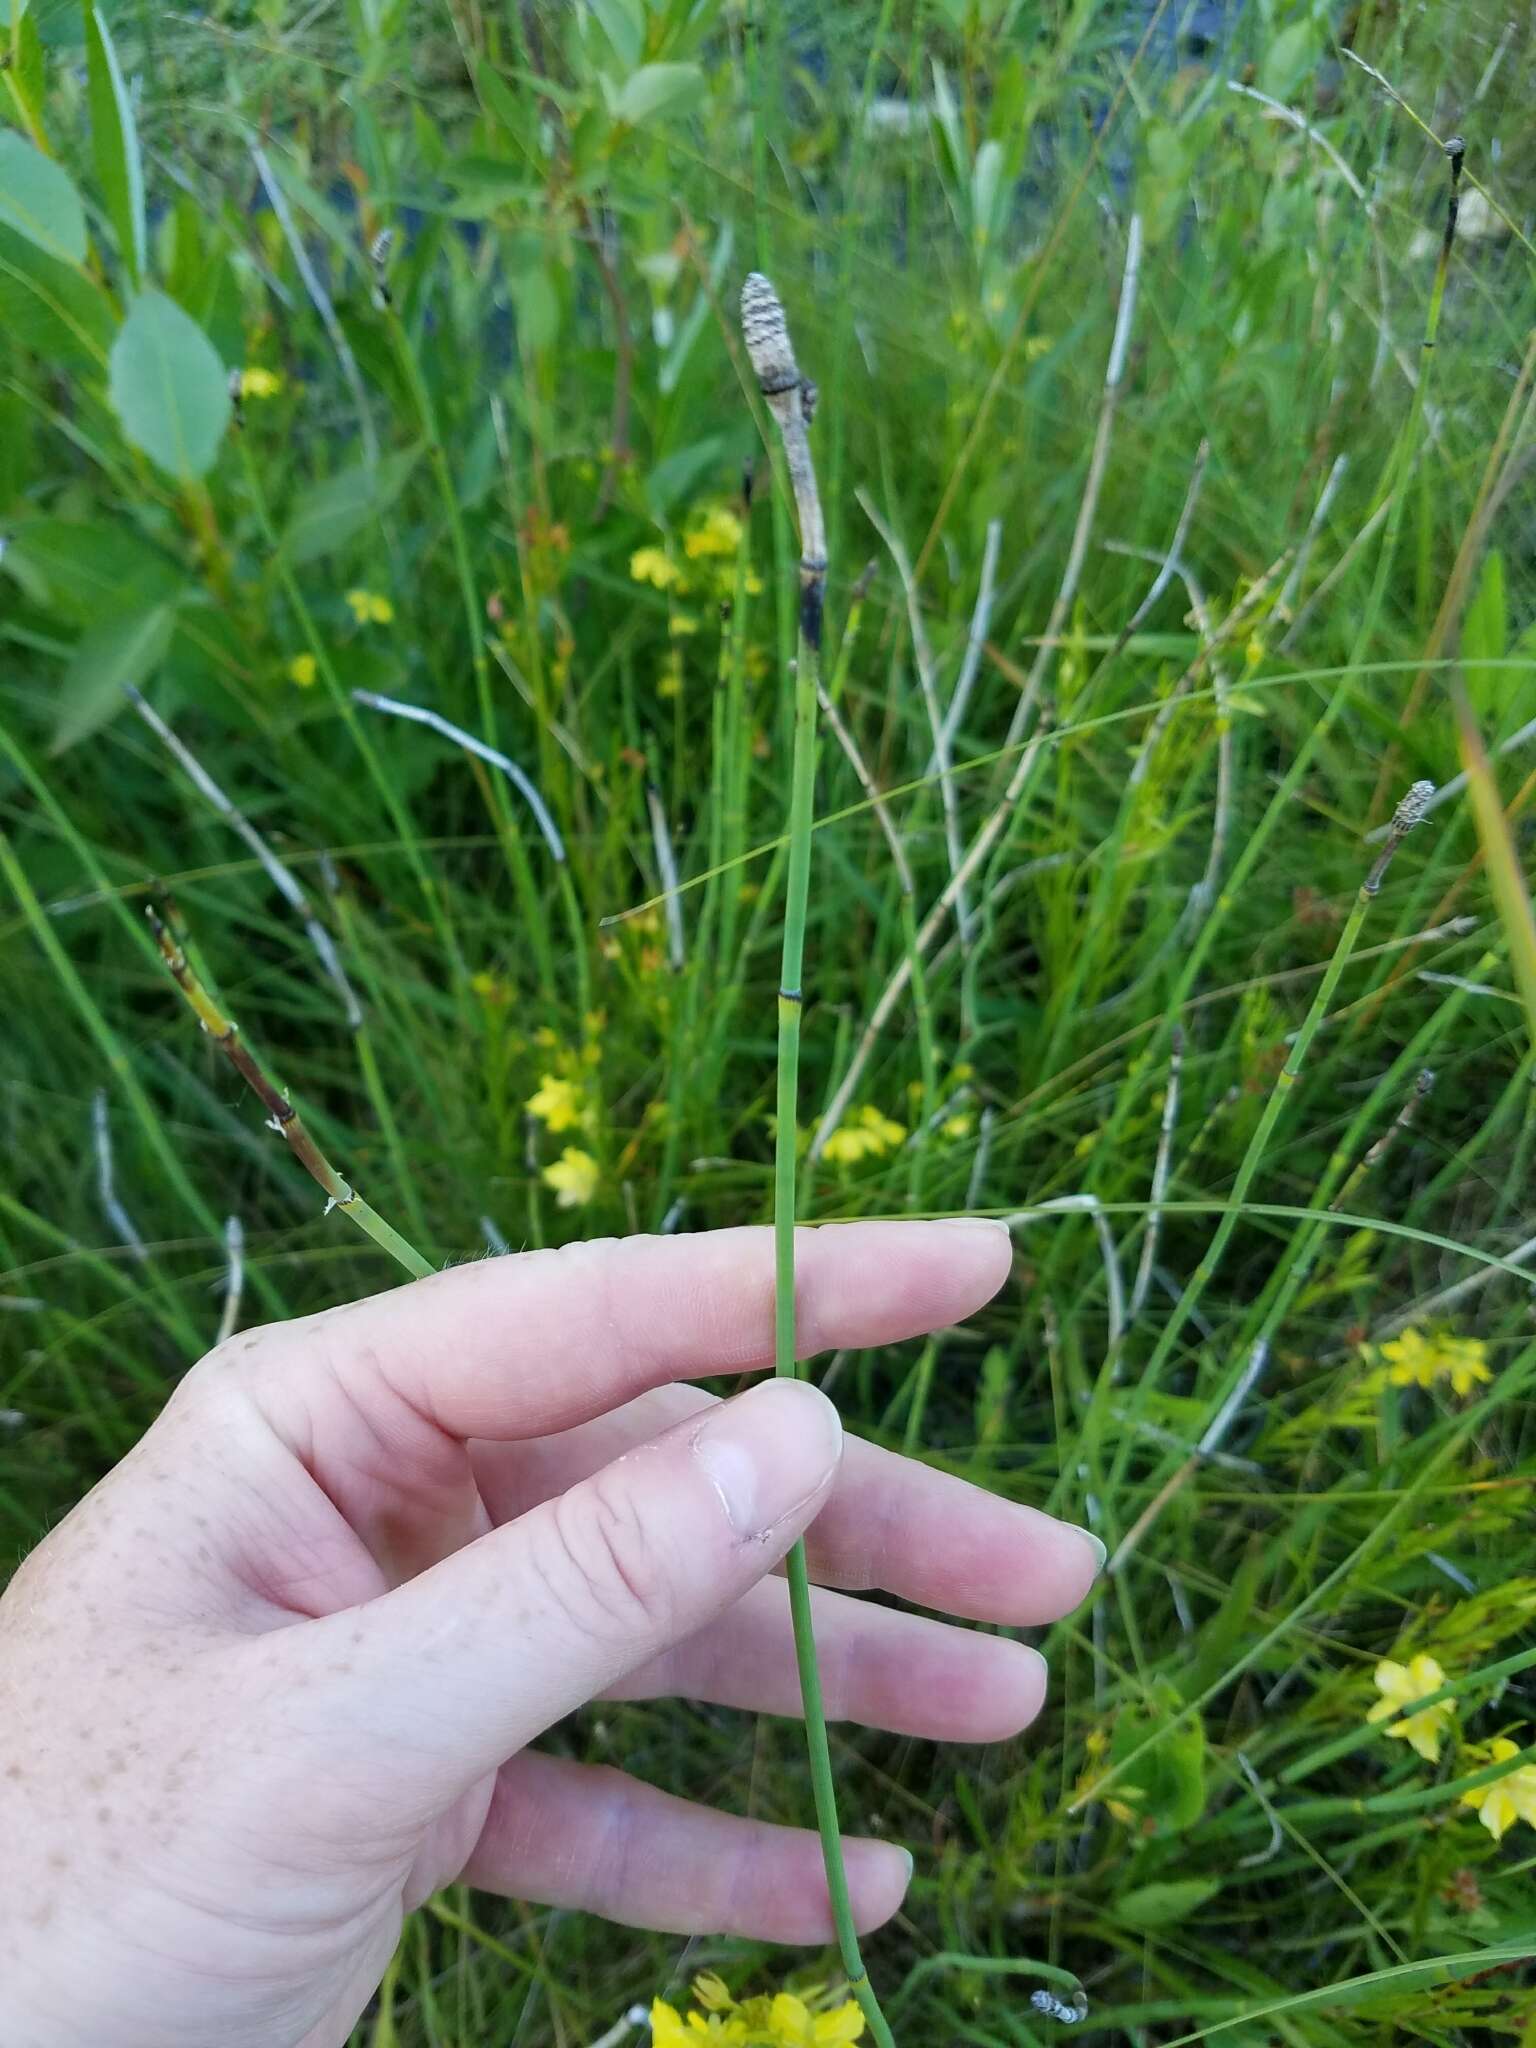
xmin=169 ymin=1324 xmax=282 ymax=1414
xmin=539 ymin=1471 xmax=676 ymax=1648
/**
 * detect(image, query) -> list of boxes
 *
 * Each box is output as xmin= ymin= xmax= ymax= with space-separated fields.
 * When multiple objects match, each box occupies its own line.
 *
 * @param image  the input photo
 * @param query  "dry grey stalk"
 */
xmin=645 ymin=782 xmax=686 ymax=970
xmin=125 ymin=685 xmax=363 ymax=1029
xmin=1277 ymin=454 xmax=1349 ymax=618
xmin=92 ymin=1089 xmax=148 ymax=1262
xmin=1127 ymin=1023 xmax=1184 ymax=1324
xmin=815 ymin=678 xmax=916 ymax=897
xmin=857 ymin=488 xmax=971 ymax=946
xmin=1097 ymin=439 xmax=1209 ymax=682
xmin=216 ymin=1215 xmax=245 ymax=1346
xmin=1003 ymin=213 xmax=1143 ymax=758
xmin=938 ymin=516 xmax=1003 ymax=757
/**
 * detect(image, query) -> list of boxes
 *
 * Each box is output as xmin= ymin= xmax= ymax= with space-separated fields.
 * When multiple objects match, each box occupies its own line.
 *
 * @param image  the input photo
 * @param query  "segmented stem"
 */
xmin=748 ymin=270 xmax=897 ymax=2048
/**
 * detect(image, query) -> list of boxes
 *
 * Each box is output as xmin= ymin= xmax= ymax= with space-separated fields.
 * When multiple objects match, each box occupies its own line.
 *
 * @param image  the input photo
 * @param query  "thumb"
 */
xmin=295 ymin=1377 xmax=842 ymax=1805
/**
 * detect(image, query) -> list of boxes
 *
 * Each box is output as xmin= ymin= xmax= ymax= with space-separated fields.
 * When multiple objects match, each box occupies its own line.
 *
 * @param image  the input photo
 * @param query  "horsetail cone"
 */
xmin=1366 ymin=779 xmax=1438 ymax=894
xmin=740 ymin=272 xmax=827 ymax=642
xmin=1392 ymin=779 xmax=1436 ymax=836
xmin=741 ymin=272 xmax=799 ymax=393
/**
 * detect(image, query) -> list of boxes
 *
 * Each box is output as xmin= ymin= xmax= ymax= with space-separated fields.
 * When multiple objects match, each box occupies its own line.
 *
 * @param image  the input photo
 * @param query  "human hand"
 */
xmin=0 ymin=1221 xmax=1102 ymax=2048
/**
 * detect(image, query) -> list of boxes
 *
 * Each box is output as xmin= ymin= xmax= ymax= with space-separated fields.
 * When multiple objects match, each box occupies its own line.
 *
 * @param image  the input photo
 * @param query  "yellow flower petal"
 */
xmin=526 ymin=1074 xmax=583 ymax=1133
xmin=542 ymin=1147 xmax=599 ymax=1208
xmin=239 ymin=365 xmax=282 ymax=398
xmin=769 ymin=1993 xmax=814 ymax=2043
xmin=693 ymin=1974 xmax=734 ymax=2014
xmin=813 ymin=2003 xmax=866 ymax=2043
xmin=1368 ymin=1654 xmax=1452 ymax=1763
xmin=684 ymin=505 xmax=744 ymax=559
xmin=287 ymin=652 xmax=317 ymax=687
xmin=630 ymin=545 xmax=682 ymax=591
xmin=854 ymin=1106 xmax=906 ymax=1152
xmin=651 ymin=2001 xmax=691 ymax=2048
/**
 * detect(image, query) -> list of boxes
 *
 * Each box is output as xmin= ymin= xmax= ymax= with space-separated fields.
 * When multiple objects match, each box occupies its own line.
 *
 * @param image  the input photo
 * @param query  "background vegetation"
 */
xmin=3 ymin=0 xmax=1536 ymax=2040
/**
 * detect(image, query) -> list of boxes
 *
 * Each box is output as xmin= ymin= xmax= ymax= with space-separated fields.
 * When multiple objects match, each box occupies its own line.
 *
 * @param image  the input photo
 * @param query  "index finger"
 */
xmin=261 ymin=1219 xmax=1012 ymax=1442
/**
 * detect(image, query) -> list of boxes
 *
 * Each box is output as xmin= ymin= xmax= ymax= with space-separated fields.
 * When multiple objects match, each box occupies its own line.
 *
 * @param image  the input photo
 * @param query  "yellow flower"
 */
xmin=630 ymin=546 xmax=683 ymax=591
xmin=651 ymin=2003 xmax=691 ymax=2048
xmin=1378 ymin=1328 xmax=1492 ymax=1399
xmin=941 ymin=1113 xmax=974 ymax=1140
xmin=345 ymin=588 xmax=394 ymax=626
xmin=767 ymin=1993 xmax=864 ymax=2045
xmin=543 ymin=1147 xmax=599 ymax=1209
xmin=238 ymin=365 xmax=282 ymax=399
xmin=820 ymin=1106 xmax=907 ymax=1167
xmin=287 ymin=652 xmax=317 ymax=687
xmin=684 ymin=504 xmax=744 ymax=559
xmin=470 ymin=970 xmax=507 ymax=1003
xmin=525 ymin=1074 xmax=583 ymax=1133
xmin=857 ymin=1105 xmax=906 ymax=1151
xmin=1368 ymin=1653 xmax=1454 ymax=1763
xmin=1460 ymin=1737 xmax=1536 ymax=1841
xmin=821 ymin=1127 xmax=875 ymax=1166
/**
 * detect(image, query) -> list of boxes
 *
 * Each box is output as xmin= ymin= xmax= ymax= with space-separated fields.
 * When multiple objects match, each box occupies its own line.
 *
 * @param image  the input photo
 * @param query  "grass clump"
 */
xmin=4 ymin=2 xmax=1536 ymax=2042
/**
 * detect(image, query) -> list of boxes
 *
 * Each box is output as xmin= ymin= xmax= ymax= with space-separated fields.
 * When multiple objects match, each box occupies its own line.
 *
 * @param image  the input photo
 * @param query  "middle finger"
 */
xmin=470 ymin=1385 xmax=1102 ymax=1626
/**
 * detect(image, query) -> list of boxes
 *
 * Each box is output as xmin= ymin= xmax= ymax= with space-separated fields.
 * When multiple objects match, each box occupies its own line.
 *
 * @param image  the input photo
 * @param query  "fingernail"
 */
xmin=1021 ymin=1643 xmax=1050 ymax=1681
xmin=937 ymin=1215 xmax=1012 ymax=1236
xmin=898 ymin=1848 xmax=915 ymax=1884
xmin=693 ymin=1379 xmax=842 ymax=1540
xmin=1075 ymin=1528 xmax=1108 ymax=1577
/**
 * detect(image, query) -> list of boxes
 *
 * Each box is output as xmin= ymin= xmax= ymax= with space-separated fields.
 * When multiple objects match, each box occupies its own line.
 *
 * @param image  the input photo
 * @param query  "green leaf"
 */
xmin=108 ymin=288 xmax=231 ymax=481
xmin=644 ymin=436 xmax=725 ymax=519
xmin=1462 ymin=548 xmax=1506 ymax=725
xmin=473 ymin=59 xmax=543 ymax=167
xmin=1108 ymin=1681 xmax=1207 ymax=1835
xmin=85 ymin=2 xmax=147 ymax=288
xmin=280 ymin=447 xmax=420 ymax=565
xmin=587 ymin=0 xmax=644 ymax=70
xmin=509 ymin=260 xmax=558 ymax=353
xmin=1116 ymin=1877 xmax=1222 ymax=1929
xmin=13 ymin=9 xmax=47 ymax=133
xmin=0 ymin=221 xmax=114 ymax=365
xmin=3 ymin=517 xmax=180 ymax=623
xmin=0 ymin=129 xmax=87 ymax=266
xmin=606 ymin=62 xmax=705 ymax=129
xmin=52 ymin=601 xmax=177 ymax=752
xmin=1259 ymin=20 xmax=1320 ymax=100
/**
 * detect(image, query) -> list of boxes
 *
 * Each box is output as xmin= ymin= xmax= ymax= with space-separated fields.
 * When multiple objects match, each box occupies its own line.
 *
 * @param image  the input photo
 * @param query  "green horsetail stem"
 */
xmin=146 ymin=902 xmax=434 ymax=1284
xmin=741 ymin=272 xmax=897 ymax=2048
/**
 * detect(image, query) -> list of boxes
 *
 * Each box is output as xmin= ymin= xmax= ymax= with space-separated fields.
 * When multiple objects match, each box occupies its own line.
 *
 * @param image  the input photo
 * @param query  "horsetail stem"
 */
xmin=146 ymin=902 xmax=434 ymax=1283
xmin=742 ymin=273 xmax=896 ymax=2048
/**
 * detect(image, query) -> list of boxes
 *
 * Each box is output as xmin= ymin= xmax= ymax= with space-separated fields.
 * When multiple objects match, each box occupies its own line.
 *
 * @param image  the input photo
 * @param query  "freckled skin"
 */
xmin=0 ymin=1225 xmax=1090 ymax=2048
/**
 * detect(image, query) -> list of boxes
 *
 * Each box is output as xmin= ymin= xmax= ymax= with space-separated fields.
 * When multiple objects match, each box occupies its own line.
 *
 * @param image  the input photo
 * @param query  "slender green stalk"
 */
xmin=744 ymin=273 xmax=895 ymax=2048
xmin=146 ymin=902 xmax=433 ymax=1282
